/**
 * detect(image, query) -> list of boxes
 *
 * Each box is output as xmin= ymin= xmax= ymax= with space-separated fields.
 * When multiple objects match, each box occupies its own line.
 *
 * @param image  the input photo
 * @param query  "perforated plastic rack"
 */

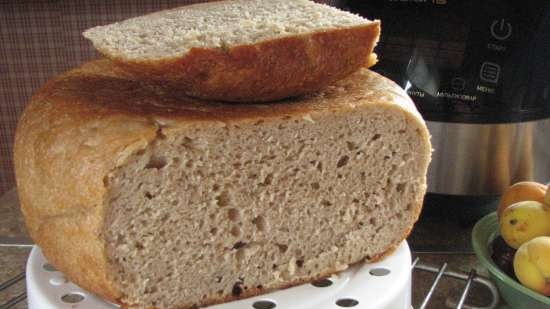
xmin=0 ymin=241 xmax=500 ymax=309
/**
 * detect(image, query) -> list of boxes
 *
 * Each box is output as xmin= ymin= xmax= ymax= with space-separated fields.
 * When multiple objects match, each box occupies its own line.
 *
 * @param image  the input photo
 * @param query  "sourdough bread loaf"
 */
xmin=14 ymin=59 xmax=431 ymax=309
xmin=82 ymin=0 xmax=380 ymax=102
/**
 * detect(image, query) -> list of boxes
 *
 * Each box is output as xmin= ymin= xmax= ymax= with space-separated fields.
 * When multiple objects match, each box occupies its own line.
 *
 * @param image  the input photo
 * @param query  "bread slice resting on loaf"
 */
xmin=14 ymin=59 xmax=431 ymax=309
xmin=82 ymin=0 xmax=380 ymax=102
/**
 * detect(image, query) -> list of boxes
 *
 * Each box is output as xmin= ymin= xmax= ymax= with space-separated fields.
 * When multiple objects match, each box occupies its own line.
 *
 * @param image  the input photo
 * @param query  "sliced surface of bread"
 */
xmin=14 ymin=59 xmax=431 ymax=309
xmin=83 ymin=0 xmax=380 ymax=102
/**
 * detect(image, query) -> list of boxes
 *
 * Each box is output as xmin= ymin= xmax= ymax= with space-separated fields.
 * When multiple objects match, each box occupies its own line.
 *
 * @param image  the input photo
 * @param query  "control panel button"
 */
xmin=451 ymin=77 xmax=466 ymax=91
xmin=490 ymin=19 xmax=512 ymax=41
xmin=480 ymin=62 xmax=501 ymax=83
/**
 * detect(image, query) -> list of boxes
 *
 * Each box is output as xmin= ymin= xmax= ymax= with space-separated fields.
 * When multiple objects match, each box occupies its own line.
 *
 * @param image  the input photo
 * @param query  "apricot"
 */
xmin=497 ymin=182 xmax=547 ymax=218
xmin=513 ymin=236 xmax=550 ymax=296
xmin=499 ymin=201 xmax=550 ymax=249
xmin=545 ymin=185 xmax=550 ymax=206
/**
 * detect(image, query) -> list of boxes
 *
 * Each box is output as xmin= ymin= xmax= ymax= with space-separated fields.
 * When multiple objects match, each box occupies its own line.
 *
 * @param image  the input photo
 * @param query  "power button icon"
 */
xmin=491 ymin=19 xmax=512 ymax=40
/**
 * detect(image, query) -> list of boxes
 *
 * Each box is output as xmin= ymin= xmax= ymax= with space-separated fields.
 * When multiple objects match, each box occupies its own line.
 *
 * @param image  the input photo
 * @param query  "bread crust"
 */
xmin=14 ymin=59 xmax=430 ymax=308
xmin=91 ymin=22 xmax=380 ymax=102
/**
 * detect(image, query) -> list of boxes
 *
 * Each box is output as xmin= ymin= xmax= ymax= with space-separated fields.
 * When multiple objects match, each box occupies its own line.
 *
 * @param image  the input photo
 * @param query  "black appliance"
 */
xmin=338 ymin=0 xmax=550 ymax=223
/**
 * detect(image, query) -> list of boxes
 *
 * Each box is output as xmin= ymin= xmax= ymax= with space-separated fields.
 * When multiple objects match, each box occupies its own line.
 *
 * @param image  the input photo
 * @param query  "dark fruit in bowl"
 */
xmin=491 ymin=236 xmax=517 ymax=280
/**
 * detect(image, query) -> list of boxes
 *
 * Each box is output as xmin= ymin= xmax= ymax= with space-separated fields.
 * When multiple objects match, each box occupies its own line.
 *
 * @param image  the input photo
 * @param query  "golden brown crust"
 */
xmin=20 ymin=57 xmax=422 ymax=123
xmin=14 ymin=72 xmax=159 ymax=301
xmin=14 ymin=59 xmax=429 ymax=308
xmin=99 ymin=22 xmax=380 ymax=102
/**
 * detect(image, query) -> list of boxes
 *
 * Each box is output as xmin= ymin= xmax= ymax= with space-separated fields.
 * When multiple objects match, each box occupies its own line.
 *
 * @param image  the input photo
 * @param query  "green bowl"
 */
xmin=472 ymin=212 xmax=550 ymax=309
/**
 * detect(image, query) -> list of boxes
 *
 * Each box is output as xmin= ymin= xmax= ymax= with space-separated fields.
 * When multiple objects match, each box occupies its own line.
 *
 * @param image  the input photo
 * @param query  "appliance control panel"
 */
xmin=339 ymin=0 xmax=550 ymax=123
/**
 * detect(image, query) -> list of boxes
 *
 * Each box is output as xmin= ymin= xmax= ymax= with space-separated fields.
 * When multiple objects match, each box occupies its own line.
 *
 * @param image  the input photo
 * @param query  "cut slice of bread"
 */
xmin=14 ymin=59 xmax=431 ymax=309
xmin=83 ymin=0 xmax=380 ymax=102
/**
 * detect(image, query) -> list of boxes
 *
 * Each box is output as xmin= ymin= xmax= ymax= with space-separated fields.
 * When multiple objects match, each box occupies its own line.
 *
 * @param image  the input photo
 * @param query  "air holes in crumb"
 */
xmin=145 ymin=286 xmax=158 ymax=294
xmin=346 ymin=141 xmax=358 ymax=151
xmin=61 ymin=293 xmax=84 ymax=303
xmin=43 ymin=263 xmax=56 ymax=272
xmin=321 ymin=200 xmax=332 ymax=207
xmin=145 ymin=155 xmax=167 ymax=169
xmin=311 ymin=182 xmax=320 ymax=190
xmin=253 ymin=300 xmax=277 ymax=309
xmin=337 ymin=155 xmax=349 ymax=168
xmin=316 ymin=162 xmax=323 ymax=173
xmin=370 ymin=268 xmax=391 ymax=276
xmin=396 ymin=183 xmax=406 ymax=192
xmin=181 ymin=136 xmax=194 ymax=148
xmin=369 ymin=217 xmax=377 ymax=226
xmin=210 ymin=227 xmax=218 ymax=235
xmin=160 ymin=214 xmax=170 ymax=223
xmin=296 ymin=259 xmax=304 ymax=268
xmin=145 ymin=192 xmax=153 ymax=200
xmin=232 ymin=282 xmax=243 ymax=296
xmin=252 ymin=216 xmax=267 ymax=231
xmin=261 ymin=173 xmax=273 ymax=186
xmin=312 ymin=278 xmax=333 ymax=287
xmin=276 ymin=244 xmax=288 ymax=254
xmin=216 ymin=191 xmax=230 ymax=207
xmin=115 ymin=234 xmax=126 ymax=246
xmin=135 ymin=242 xmax=144 ymax=250
xmin=228 ymin=208 xmax=240 ymax=221
xmin=233 ymin=241 xmax=247 ymax=250
xmin=231 ymin=226 xmax=241 ymax=237
xmin=336 ymin=298 xmax=359 ymax=307
xmin=371 ymin=133 xmax=381 ymax=141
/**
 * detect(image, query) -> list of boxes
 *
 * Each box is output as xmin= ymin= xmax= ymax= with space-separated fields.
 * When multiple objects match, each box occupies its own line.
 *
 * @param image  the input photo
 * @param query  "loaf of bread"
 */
xmin=14 ymin=59 xmax=431 ymax=309
xmin=82 ymin=0 xmax=380 ymax=102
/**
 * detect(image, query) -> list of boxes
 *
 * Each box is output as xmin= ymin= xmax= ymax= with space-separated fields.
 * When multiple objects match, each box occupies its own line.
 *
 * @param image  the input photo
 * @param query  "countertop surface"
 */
xmin=0 ymin=189 xmax=513 ymax=309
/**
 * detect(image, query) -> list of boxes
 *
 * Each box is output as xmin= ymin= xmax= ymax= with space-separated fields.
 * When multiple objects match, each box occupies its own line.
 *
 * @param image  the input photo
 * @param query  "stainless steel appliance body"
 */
xmin=428 ymin=120 xmax=550 ymax=195
xmin=339 ymin=0 xmax=550 ymax=196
